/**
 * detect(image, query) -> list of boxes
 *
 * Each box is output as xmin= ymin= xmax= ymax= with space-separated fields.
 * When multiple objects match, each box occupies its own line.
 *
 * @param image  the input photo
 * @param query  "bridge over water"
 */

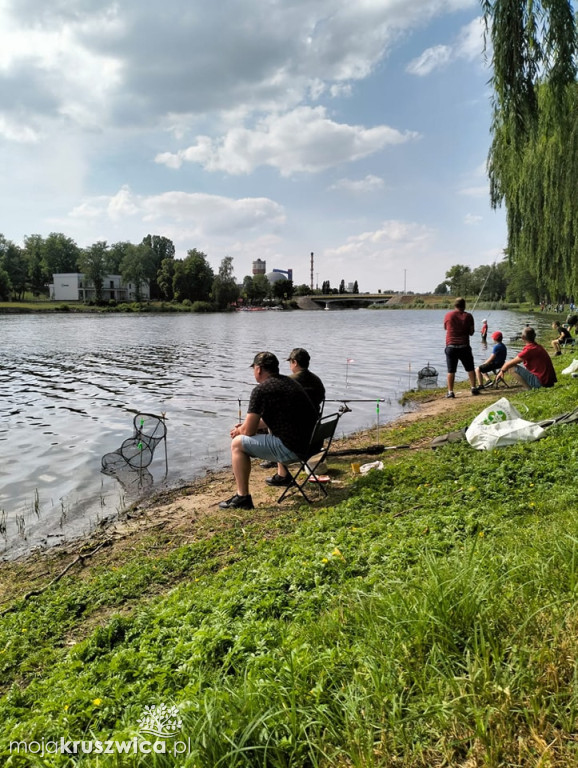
xmin=296 ymin=294 xmax=394 ymax=310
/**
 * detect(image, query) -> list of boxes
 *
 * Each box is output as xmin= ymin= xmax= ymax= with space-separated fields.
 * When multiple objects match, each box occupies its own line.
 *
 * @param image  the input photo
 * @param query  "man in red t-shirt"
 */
xmin=495 ymin=327 xmax=557 ymax=389
xmin=443 ymin=297 xmax=479 ymax=398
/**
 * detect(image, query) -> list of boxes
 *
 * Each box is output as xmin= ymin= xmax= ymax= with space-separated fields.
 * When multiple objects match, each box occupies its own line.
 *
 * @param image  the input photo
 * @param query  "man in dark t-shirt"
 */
xmin=287 ymin=347 xmax=325 ymax=412
xmin=219 ymin=351 xmax=317 ymax=510
xmin=260 ymin=347 xmax=326 ymax=472
xmin=551 ymin=321 xmax=573 ymax=355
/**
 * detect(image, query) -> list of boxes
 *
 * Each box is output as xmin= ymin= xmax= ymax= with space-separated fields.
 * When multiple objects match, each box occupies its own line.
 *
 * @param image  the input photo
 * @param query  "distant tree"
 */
xmin=173 ymin=249 xmax=214 ymax=303
xmin=43 ymin=233 xmax=81 ymax=276
xmin=339 ymin=279 xmax=346 ymax=294
xmin=212 ymin=256 xmax=240 ymax=308
xmin=107 ymin=241 xmax=132 ymax=274
xmin=142 ymin=235 xmax=175 ymax=300
xmin=0 ymin=266 xmax=11 ymax=300
xmin=445 ymin=265 xmax=472 ymax=296
xmin=23 ymin=234 xmax=46 ymax=296
xmin=322 ymin=280 xmax=331 ymax=293
xmin=121 ymin=243 xmax=157 ymax=301
xmin=294 ymin=283 xmax=311 ymax=296
xmin=505 ymin=261 xmax=540 ymax=303
xmin=272 ymin=278 xmax=293 ymax=301
xmin=0 ymin=236 xmax=27 ymax=300
xmin=253 ymin=274 xmax=271 ymax=303
xmin=352 ymin=280 xmax=359 ymax=294
xmin=434 ymin=281 xmax=449 ymax=295
xmin=242 ymin=276 xmax=255 ymax=303
xmin=79 ymin=241 xmax=108 ymax=302
xmin=158 ymin=256 xmax=176 ymax=301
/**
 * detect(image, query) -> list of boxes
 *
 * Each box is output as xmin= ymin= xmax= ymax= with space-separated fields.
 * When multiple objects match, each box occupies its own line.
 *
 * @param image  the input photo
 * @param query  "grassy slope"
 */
xmin=1 ymin=361 xmax=578 ymax=767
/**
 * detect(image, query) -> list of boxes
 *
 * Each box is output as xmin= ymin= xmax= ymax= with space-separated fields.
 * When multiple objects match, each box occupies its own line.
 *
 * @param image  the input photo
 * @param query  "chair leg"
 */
xmin=277 ymin=464 xmax=313 ymax=504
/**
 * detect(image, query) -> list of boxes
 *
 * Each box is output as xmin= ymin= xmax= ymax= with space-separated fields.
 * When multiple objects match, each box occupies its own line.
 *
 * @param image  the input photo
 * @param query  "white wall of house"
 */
xmin=49 ymin=273 xmax=83 ymax=301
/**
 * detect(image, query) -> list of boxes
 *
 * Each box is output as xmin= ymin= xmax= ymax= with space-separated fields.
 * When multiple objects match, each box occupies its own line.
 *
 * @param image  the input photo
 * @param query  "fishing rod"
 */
xmin=163 ymin=396 xmax=387 ymax=403
xmin=471 ymin=262 xmax=495 ymax=314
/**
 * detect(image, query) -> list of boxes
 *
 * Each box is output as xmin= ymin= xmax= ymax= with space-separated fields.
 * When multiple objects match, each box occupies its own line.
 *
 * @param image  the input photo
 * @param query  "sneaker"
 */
xmin=219 ymin=494 xmax=254 ymax=510
xmin=471 ymin=387 xmax=480 ymax=395
xmin=554 ymin=351 xmax=562 ymax=356
xmin=266 ymin=473 xmax=291 ymax=487
xmin=445 ymin=391 xmax=455 ymax=399
xmin=259 ymin=460 xmax=277 ymax=469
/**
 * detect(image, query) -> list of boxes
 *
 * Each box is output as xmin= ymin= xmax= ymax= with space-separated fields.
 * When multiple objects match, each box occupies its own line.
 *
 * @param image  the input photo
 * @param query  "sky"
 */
xmin=0 ymin=0 xmax=507 ymax=293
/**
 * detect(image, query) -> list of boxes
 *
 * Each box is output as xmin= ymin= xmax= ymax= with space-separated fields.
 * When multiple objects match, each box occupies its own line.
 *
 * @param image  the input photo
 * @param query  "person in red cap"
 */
xmin=475 ymin=330 xmax=507 ymax=387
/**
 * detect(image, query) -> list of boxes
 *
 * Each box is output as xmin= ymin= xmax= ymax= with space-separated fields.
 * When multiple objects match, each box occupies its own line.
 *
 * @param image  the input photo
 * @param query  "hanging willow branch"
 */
xmin=482 ymin=0 xmax=578 ymax=300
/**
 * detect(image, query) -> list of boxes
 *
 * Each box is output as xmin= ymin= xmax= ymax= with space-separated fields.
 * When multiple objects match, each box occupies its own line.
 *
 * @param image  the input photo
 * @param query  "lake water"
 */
xmin=0 ymin=307 xmax=539 ymax=557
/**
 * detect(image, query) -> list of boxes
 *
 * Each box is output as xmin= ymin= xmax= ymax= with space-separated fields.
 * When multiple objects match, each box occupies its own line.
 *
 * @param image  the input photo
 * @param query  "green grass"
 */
xmin=1 ymin=361 xmax=578 ymax=766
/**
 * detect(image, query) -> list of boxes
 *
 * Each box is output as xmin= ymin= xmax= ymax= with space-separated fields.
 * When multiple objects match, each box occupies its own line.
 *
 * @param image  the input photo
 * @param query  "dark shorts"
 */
xmin=445 ymin=345 xmax=474 ymax=374
xmin=478 ymin=361 xmax=499 ymax=375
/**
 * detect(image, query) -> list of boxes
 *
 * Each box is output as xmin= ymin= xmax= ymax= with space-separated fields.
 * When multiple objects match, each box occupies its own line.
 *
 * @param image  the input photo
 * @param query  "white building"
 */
xmin=49 ymin=274 xmax=150 ymax=302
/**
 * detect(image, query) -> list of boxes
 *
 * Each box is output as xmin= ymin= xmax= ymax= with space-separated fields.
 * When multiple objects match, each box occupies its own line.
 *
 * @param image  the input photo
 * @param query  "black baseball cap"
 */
xmin=286 ymin=347 xmax=310 ymax=367
xmin=250 ymin=351 xmax=279 ymax=371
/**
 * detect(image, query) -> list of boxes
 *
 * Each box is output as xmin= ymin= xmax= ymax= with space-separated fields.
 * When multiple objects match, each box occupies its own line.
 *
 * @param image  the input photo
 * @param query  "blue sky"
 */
xmin=0 ymin=0 xmax=506 ymax=292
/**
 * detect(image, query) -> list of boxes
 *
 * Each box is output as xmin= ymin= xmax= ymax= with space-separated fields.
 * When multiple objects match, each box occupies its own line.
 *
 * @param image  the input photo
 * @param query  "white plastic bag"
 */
xmin=360 ymin=461 xmax=384 ymax=474
xmin=465 ymin=397 xmax=545 ymax=451
xmin=562 ymin=359 xmax=578 ymax=374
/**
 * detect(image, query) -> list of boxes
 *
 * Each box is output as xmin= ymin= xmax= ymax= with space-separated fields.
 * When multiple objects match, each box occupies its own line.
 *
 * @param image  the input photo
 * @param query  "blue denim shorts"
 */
xmin=240 ymin=434 xmax=300 ymax=464
xmin=514 ymin=364 xmax=541 ymax=389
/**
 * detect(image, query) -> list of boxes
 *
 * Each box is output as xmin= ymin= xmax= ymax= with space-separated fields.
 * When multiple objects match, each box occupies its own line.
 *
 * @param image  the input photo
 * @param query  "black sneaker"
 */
xmin=219 ymin=494 xmax=254 ymax=510
xmin=471 ymin=387 xmax=480 ymax=395
xmin=445 ymin=391 xmax=455 ymax=399
xmin=259 ymin=460 xmax=277 ymax=469
xmin=266 ymin=473 xmax=291 ymax=487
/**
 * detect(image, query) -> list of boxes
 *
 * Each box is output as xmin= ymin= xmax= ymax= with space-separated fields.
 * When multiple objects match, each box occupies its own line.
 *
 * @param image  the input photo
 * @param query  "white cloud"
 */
xmin=325 ymin=219 xmax=434 ymax=264
xmin=464 ymin=213 xmax=483 ymax=225
xmin=155 ymin=107 xmax=419 ymax=176
xmin=329 ymin=174 xmax=385 ymax=193
xmin=64 ymin=186 xmax=285 ymax=238
xmin=455 ymin=16 xmax=485 ymax=61
xmin=406 ymin=45 xmax=452 ymax=76
xmin=1 ymin=1 xmax=482 ymax=138
xmin=407 ymin=15 xmax=484 ymax=76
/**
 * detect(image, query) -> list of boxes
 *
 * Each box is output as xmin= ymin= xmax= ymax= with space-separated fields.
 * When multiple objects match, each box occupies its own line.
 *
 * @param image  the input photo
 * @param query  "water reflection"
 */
xmin=0 ymin=308 xmax=542 ymax=556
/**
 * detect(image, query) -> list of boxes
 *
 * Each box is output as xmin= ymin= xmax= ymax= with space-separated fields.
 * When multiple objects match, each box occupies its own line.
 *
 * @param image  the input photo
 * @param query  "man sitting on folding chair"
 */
xmin=476 ymin=331 xmax=508 ymax=389
xmin=219 ymin=351 xmax=318 ymax=511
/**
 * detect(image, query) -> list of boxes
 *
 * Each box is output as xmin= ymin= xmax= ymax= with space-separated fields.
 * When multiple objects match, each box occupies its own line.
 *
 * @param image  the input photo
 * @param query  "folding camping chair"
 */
xmin=276 ymin=411 xmax=341 ymax=504
xmin=480 ymin=370 xmax=510 ymax=389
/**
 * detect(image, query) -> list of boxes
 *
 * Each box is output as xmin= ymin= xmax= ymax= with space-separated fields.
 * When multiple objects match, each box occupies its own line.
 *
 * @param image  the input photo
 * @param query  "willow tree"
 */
xmin=482 ymin=0 xmax=578 ymax=300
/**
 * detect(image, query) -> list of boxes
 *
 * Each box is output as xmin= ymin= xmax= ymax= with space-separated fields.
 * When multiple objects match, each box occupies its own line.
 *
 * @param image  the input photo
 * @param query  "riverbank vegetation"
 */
xmin=1 ymin=357 xmax=578 ymax=766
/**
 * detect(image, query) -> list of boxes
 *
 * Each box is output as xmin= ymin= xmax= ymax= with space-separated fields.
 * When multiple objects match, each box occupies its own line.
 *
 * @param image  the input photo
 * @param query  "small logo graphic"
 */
xmin=138 ymin=704 xmax=182 ymax=739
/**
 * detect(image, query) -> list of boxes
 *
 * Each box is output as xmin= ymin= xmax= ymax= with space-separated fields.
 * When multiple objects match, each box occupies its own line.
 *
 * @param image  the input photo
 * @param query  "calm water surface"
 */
xmin=0 ymin=308 xmax=538 ymax=556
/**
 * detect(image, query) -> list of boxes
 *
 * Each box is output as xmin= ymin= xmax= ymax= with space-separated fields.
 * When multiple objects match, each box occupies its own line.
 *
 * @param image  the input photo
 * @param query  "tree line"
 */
xmin=434 ymin=259 xmax=545 ymax=303
xmin=0 ymin=232 xmax=363 ymax=307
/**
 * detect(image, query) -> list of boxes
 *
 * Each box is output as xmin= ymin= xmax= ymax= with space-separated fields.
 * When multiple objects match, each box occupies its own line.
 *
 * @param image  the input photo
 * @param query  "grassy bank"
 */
xmin=1 ymin=362 xmax=578 ymax=766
